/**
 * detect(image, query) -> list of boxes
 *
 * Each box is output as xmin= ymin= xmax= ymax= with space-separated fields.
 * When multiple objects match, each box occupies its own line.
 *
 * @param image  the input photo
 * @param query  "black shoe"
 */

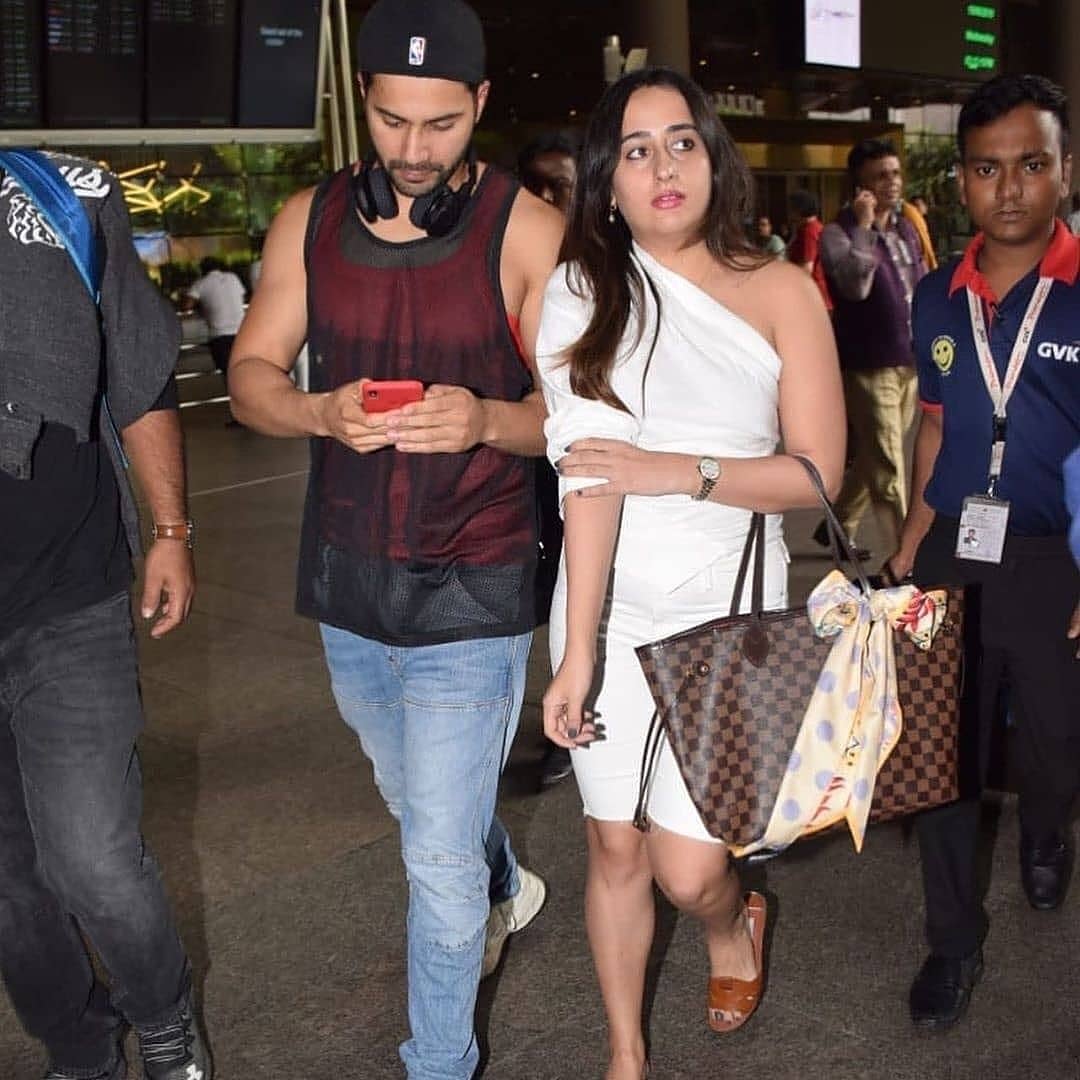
xmin=135 ymin=992 xmax=212 ymax=1080
xmin=539 ymin=745 xmax=574 ymax=789
xmin=1021 ymin=831 xmax=1071 ymax=911
xmin=45 ymin=1056 xmax=126 ymax=1080
xmin=909 ymin=949 xmax=983 ymax=1030
xmin=811 ymin=520 xmax=871 ymax=563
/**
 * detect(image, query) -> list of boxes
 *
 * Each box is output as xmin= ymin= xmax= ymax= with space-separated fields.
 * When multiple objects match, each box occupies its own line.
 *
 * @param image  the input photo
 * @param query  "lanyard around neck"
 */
xmin=965 ymin=276 xmax=1053 ymax=492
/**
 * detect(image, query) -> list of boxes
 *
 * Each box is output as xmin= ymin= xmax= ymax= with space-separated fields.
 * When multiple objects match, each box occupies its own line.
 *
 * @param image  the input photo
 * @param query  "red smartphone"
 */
xmin=361 ymin=379 xmax=424 ymax=412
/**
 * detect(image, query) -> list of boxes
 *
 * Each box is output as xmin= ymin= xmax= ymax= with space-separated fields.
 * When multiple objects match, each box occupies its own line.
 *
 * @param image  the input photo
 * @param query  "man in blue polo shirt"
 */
xmin=888 ymin=74 xmax=1080 ymax=1031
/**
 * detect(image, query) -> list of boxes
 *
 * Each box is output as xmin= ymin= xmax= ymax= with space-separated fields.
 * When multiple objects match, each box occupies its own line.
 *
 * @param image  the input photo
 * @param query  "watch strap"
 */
xmin=692 ymin=477 xmax=717 ymax=502
xmin=151 ymin=520 xmax=195 ymax=548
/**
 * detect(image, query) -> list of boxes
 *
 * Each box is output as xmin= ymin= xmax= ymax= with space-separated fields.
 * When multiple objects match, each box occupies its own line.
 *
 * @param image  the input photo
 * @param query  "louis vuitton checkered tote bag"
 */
xmin=633 ymin=457 xmax=963 ymax=851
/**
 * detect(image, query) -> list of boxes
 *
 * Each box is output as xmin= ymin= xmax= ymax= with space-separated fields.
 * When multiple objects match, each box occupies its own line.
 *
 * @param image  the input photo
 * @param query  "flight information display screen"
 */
xmin=45 ymin=0 xmax=145 ymax=127
xmin=1 ymin=0 xmax=45 ymax=129
xmin=146 ymin=0 xmax=240 ymax=126
xmin=236 ymin=0 xmax=322 ymax=128
xmin=6 ymin=0 xmax=322 ymax=131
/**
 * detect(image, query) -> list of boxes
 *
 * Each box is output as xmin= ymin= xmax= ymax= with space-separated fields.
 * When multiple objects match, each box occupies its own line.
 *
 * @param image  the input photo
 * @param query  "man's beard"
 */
xmin=384 ymin=149 xmax=467 ymax=200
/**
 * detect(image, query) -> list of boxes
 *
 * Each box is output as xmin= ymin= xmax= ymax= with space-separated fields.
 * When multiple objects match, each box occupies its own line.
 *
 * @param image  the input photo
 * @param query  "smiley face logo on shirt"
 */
xmin=931 ymin=335 xmax=956 ymax=375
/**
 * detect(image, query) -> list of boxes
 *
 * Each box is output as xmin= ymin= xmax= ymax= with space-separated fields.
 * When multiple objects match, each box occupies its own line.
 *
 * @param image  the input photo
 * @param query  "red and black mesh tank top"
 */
xmin=297 ymin=164 xmax=538 ymax=645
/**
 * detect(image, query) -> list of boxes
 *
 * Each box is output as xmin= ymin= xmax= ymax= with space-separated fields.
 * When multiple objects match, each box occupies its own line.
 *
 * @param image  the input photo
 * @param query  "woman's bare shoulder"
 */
xmin=747 ymin=256 xmax=818 ymax=295
xmin=746 ymin=258 xmax=827 ymax=324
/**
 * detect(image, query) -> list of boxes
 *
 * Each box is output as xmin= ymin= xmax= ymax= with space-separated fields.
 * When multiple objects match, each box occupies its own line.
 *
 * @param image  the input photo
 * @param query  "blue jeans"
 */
xmin=0 ymin=591 xmax=190 ymax=1074
xmin=320 ymin=626 xmax=531 ymax=1080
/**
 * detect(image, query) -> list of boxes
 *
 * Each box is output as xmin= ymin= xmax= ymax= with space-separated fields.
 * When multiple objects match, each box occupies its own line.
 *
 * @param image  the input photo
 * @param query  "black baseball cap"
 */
xmin=355 ymin=0 xmax=486 ymax=84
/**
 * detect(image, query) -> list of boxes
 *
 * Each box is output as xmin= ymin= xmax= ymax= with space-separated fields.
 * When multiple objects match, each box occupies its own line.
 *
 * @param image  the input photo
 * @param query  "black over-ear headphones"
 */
xmin=353 ymin=147 xmax=478 ymax=238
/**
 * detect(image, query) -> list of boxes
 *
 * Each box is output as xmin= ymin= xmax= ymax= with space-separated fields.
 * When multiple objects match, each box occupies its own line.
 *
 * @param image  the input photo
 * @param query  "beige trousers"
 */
xmin=834 ymin=365 xmax=918 ymax=552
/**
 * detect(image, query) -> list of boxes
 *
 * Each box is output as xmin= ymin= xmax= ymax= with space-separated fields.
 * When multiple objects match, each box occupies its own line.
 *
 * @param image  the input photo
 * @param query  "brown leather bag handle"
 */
xmin=730 ymin=456 xmax=871 ymax=622
xmin=790 ymin=454 xmax=872 ymax=595
xmin=729 ymin=512 xmax=765 ymax=617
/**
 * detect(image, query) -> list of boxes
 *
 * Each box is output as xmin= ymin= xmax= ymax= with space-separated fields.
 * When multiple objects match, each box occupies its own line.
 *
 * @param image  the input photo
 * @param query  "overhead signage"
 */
xmin=804 ymin=1 xmax=860 ymax=69
xmin=5 ymin=0 xmax=322 ymax=133
xmin=45 ymin=0 xmax=144 ymax=127
xmin=146 ymin=0 xmax=240 ymax=126
xmin=235 ymin=1 xmax=322 ymax=128
xmin=802 ymin=1 xmax=1001 ymax=81
xmin=0 ymin=0 xmax=44 ymax=128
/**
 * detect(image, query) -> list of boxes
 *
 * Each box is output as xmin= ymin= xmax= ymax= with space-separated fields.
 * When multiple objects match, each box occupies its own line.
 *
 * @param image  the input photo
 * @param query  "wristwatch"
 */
xmin=151 ymin=520 xmax=196 ymax=549
xmin=692 ymin=457 xmax=721 ymax=502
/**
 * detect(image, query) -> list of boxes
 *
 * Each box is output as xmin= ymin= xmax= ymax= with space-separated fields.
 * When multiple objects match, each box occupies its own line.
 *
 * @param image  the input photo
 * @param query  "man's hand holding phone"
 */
xmin=319 ymin=378 xmax=488 ymax=455
xmin=386 ymin=384 xmax=489 ymax=454
xmin=853 ymin=186 xmax=878 ymax=230
xmin=319 ymin=379 xmax=394 ymax=455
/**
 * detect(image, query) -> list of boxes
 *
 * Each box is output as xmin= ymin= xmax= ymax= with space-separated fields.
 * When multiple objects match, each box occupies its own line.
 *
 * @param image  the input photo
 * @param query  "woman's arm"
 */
xmin=562 ymin=493 xmax=621 ymax=661
xmin=535 ymin=270 xmax=640 ymax=746
xmin=542 ymin=490 xmax=621 ymax=748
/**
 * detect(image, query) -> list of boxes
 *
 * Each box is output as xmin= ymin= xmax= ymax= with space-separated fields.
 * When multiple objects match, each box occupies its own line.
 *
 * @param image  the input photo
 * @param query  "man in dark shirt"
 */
xmin=229 ymin=2 xmax=563 ymax=1076
xmin=0 ymin=154 xmax=210 ymax=1079
xmin=820 ymin=140 xmax=928 ymax=559
xmin=888 ymin=75 xmax=1080 ymax=1031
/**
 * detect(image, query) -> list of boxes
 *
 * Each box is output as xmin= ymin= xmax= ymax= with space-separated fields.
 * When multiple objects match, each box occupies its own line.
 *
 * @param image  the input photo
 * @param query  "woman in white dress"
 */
xmin=538 ymin=69 xmax=845 ymax=1079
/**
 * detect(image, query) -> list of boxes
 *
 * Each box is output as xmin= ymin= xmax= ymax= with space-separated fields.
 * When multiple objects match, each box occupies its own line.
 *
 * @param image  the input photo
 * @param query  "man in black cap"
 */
xmin=229 ymin=1 xmax=564 ymax=1076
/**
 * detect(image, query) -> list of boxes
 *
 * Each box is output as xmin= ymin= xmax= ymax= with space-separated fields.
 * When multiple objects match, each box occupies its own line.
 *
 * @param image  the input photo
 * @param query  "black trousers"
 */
xmin=208 ymin=334 xmax=235 ymax=387
xmin=0 ymin=592 xmax=190 ymax=1072
xmin=913 ymin=516 xmax=1080 ymax=958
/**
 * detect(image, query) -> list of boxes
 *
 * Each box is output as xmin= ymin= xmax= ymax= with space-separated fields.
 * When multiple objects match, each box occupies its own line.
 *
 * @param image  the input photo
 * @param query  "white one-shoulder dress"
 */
xmin=537 ymin=244 xmax=790 ymax=843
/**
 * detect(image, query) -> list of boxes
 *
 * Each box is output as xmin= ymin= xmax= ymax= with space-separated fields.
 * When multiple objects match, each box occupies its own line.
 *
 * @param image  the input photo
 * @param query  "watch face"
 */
xmin=699 ymin=457 xmax=721 ymax=481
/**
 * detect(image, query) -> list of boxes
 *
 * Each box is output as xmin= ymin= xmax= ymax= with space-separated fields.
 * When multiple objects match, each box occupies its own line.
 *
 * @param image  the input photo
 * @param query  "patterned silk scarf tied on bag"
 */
xmin=736 ymin=571 xmax=947 ymax=858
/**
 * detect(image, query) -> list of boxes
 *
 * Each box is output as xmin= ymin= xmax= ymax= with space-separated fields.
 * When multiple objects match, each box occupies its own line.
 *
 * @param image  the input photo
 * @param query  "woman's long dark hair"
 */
xmin=561 ymin=67 xmax=761 ymax=413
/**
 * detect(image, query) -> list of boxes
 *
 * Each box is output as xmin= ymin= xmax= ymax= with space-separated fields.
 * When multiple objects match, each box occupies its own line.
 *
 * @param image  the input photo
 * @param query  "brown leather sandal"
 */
xmin=707 ymin=891 xmax=767 ymax=1033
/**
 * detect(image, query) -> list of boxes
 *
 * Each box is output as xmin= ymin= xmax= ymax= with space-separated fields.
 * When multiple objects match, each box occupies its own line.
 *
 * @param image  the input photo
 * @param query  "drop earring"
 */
xmin=608 ymin=201 xmax=617 ymax=224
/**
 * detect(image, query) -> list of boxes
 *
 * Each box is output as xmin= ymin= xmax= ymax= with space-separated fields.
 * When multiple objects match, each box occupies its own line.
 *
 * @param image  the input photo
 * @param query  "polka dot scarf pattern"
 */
xmin=734 ymin=570 xmax=947 ymax=858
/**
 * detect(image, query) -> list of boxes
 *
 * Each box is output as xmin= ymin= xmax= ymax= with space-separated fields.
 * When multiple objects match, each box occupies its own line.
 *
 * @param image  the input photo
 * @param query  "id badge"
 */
xmin=956 ymin=495 xmax=1010 ymax=564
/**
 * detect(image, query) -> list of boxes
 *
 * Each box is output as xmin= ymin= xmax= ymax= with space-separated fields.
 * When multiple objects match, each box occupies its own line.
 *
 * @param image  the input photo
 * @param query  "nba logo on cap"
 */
xmin=409 ymin=36 xmax=426 ymax=66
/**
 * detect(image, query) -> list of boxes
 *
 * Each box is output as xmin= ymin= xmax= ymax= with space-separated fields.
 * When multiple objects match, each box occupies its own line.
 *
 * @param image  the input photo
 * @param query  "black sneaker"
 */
xmin=539 ymin=745 xmax=574 ymax=789
xmin=45 ymin=1058 xmax=126 ymax=1080
xmin=135 ymin=994 xmax=212 ymax=1080
xmin=909 ymin=949 xmax=984 ymax=1030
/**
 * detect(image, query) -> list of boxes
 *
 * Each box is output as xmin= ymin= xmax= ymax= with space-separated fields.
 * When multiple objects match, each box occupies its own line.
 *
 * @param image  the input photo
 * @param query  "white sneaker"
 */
xmin=481 ymin=867 xmax=547 ymax=978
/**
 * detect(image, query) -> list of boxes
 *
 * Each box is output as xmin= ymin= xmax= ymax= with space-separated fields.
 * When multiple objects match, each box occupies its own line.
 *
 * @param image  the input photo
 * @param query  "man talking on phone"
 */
xmin=228 ymin=1 xmax=563 ymax=1076
xmin=819 ymin=139 xmax=928 ymax=562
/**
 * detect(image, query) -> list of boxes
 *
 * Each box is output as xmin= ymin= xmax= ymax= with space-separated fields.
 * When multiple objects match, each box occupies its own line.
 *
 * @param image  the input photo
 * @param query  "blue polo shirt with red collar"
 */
xmin=914 ymin=219 xmax=1080 ymax=535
